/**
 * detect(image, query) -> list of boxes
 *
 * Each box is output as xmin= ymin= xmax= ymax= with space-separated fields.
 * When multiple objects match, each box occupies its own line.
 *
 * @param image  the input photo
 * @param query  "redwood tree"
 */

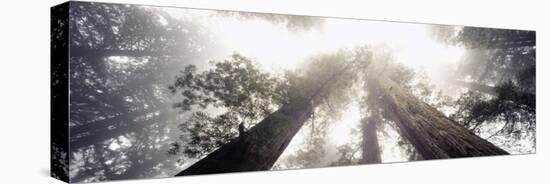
xmin=174 ymin=49 xmax=370 ymax=175
xmin=367 ymin=76 xmax=509 ymax=159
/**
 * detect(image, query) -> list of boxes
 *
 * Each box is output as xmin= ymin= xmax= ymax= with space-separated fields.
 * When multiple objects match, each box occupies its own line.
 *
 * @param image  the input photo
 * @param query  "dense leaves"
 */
xmin=66 ymin=2 xmax=220 ymax=182
xmin=59 ymin=2 xmax=536 ymax=181
xmin=452 ymin=82 xmax=535 ymax=145
xmin=434 ymin=25 xmax=536 ymax=152
xmin=168 ymin=54 xmax=287 ymax=158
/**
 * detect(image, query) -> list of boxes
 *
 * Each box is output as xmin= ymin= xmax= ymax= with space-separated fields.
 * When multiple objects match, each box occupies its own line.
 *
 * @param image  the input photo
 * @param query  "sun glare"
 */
xmin=198 ymin=13 xmax=466 ymax=160
xmin=196 ymin=13 xmax=466 ymax=73
xmin=205 ymin=17 xmax=333 ymax=72
xmin=378 ymin=123 xmax=409 ymax=162
xmin=329 ymin=103 xmax=361 ymax=146
xmin=60 ymin=3 xmax=536 ymax=181
xmin=170 ymin=9 xmax=468 ymax=163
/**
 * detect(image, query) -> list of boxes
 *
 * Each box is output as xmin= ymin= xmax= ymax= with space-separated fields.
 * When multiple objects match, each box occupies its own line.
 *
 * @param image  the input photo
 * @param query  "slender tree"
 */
xmin=359 ymin=116 xmax=381 ymax=164
xmin=358 ymin=87 xmax=383 ymax=164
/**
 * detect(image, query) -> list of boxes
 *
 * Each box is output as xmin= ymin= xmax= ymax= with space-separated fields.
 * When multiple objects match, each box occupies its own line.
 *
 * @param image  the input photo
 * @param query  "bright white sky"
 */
xmin=207 ymin=14 xmax=465 ymax=70
xmin=162 ymin=7 xmax=467 ymax=165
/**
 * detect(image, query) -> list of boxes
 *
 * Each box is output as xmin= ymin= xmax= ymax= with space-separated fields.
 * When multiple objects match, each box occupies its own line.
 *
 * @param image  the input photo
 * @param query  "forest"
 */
xmin=52 ymin=2 xmax=535 ymax=182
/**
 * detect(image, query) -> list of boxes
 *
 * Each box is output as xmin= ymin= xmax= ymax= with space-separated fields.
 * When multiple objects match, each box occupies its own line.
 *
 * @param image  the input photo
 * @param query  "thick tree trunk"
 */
xmin=369 ymin=77 xmax=508 ymax=159
xmin=359 ymin=116 xmax=381 ymax=164
xmin=175 ymin=55 xmax=360 ymax=176
xmin=175 ymin=98 xmax=313 ymax=176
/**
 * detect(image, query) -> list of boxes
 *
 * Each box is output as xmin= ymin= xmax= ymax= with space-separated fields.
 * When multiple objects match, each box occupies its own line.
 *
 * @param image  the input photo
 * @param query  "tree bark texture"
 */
xmin=176 ymin=98 xmax=313 ymax=176
xmin=359 ymin=116 xmax=381 ymax=164
xmin=368 ymin=77 xmax=509 ymax=159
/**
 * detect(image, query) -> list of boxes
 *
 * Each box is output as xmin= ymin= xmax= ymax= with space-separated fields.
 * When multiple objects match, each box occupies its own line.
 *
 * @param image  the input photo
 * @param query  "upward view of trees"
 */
xmin=66 ymin=2 xmax=222 ymax=181
xmin=171 ymin=48 xmax=368 ymax=175
xmin=432 ymin=26 xmax=536 ymax=152
xmin=57 ymin=2 xmax=535 ymax=182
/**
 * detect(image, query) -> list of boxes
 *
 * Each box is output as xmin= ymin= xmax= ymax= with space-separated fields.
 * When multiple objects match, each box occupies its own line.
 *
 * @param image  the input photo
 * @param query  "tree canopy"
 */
xmin=59 ymin=2 xmax=535 ymax=182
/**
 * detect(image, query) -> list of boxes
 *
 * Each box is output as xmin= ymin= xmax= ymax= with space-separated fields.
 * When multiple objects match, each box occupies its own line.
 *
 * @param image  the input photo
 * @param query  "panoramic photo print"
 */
xmin=51 ymin=1 xmax=536 ymax=183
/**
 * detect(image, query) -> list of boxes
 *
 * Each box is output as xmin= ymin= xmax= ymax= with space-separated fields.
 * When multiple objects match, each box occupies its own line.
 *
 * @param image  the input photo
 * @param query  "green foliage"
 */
xmin=295 ymin=47 xmax=371 ymax=115
xmin=329 ymin=141 xmax=361 ymax=166
xmin=517 ymin=65 xmax=536 ymax=94
xmin=277 ymin=100 xmax=355 ymax=169
xmin=388 ymin=64 xmax=415 ymax=87
xmin=170 ymin=46 xmax=371 ymax=165
xmin=280 ymin=128 xmax=329 ymax=169
xmin=431 ymin=26 xmax=536 ymax=152
xmin=178 ymin=111 xmax=240 ymax=158
xmin=451 ymin=81 xmax=535 ymax=148
xmin=395 ymin=132 xmax=423 ymax=161
xmin=67 ymin=2 xmax=220 ymax=181
xmin=431 ymin=25 xmax=535 ymax=90
xmin=169 ymin=54 xmax=286 ymax=116
xmin=430 ymin=25 xmax=535 ymax=50
xmin=168 ymin=54 xmax=286 ymax=158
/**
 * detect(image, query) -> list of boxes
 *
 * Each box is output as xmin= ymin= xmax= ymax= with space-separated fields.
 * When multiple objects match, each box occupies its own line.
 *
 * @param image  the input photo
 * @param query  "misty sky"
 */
xmin=66 ymin=4 xmax=534 ymax=182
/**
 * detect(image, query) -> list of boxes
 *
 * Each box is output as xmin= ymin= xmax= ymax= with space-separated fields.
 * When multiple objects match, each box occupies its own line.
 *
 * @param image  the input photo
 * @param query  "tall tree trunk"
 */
xmin=176 ymin=98 xmax=313 ymax=176
xmin=359 ymin=116 xmax=381 ymax=164
xmin=368 ymin=77 xmax=508 ymax=159
xmin=175 ymin=56 xmax=360 ymax=176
